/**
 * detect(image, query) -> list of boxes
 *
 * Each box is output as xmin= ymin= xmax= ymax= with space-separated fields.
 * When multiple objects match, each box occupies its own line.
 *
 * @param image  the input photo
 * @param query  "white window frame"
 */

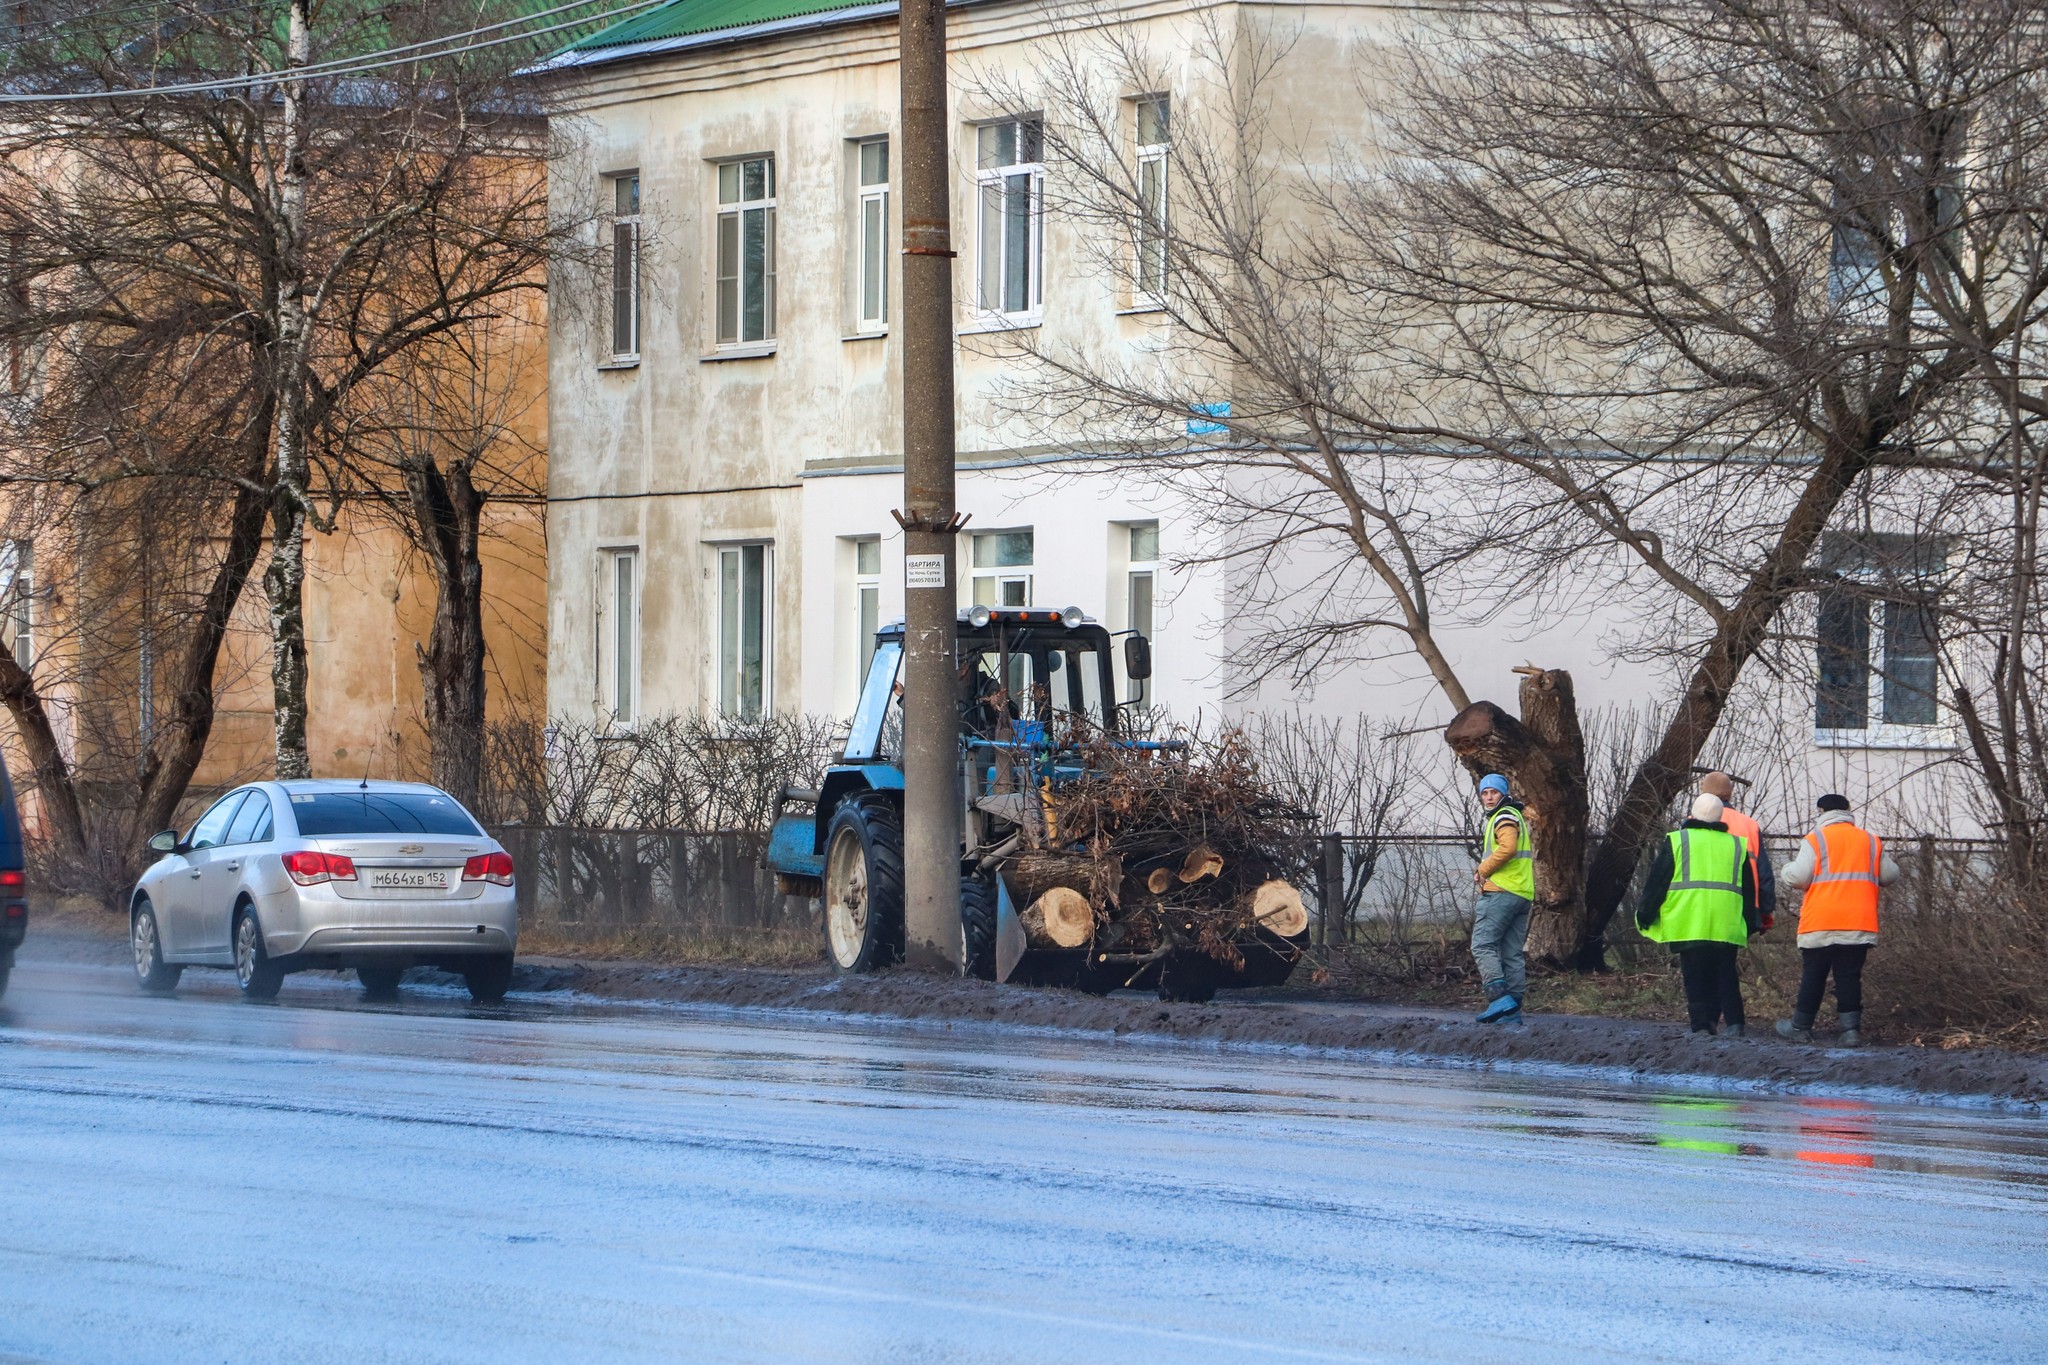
xmin=715 ymin=156 xmax=777 ymax=348
xmin=1814 ymin=579 xmax=1950 ymax=750
xmin=852 ymin=536 xmax=882 ymax=694
xmin=716 ymin=542 xmax=773 ymax=720
xmin=969 ymin=529 xmax=1034 ymax=608
xmin=854 ymin=138 xmax=890 ymax=334
xmin=608 ymin=172 xmax=640 ymax=361
xmin=597 ymin=546 xmax=640 ymax=731
xmin=1 ymin=539 xmax=30 ymax=671
xmin=1133 ymin=96 xmax=1169 ymax=302
xmin=974 ymin=117 xmax=1046 ymax=325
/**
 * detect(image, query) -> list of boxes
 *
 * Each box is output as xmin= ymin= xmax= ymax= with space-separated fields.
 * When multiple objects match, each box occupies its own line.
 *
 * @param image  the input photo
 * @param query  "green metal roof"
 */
xmin=567 ymin=0 xmax=880 ymax=52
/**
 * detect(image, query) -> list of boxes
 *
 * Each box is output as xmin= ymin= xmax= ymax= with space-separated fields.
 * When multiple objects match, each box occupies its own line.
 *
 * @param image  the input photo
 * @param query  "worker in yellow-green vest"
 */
xmin=1470 ymin=774 xmax=1533 ymax=1024
xmin=1635 ymin=793 xmax=1762 ymax=1037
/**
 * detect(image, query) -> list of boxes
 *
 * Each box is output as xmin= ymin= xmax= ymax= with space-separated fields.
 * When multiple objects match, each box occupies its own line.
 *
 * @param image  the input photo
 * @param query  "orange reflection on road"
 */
xmin=1795 ymin=1097 xmax=1877 ymax=1169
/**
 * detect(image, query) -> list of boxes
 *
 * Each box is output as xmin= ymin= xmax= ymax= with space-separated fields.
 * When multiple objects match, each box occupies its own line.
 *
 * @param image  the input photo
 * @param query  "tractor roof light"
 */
xmin=1060 ymin=605 xmax=1085 ymax=629
xmin=967 ymin=604 xmax=992 ymax=628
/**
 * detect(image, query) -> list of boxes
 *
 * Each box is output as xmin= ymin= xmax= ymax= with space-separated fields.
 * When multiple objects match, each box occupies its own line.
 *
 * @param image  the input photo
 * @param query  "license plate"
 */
xmin=367 ymin=869 xmax=449 ymax=892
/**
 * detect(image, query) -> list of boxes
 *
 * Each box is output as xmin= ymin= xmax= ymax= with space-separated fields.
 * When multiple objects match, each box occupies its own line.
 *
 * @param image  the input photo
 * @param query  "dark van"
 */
xmin=0 ymin=756 xmax=24 ymax=999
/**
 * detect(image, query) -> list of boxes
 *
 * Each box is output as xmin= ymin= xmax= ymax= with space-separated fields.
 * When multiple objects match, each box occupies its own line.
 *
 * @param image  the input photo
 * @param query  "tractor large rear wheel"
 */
xmin=959 ymin=874 xmax=997 ymax=980
xmin=823 ymin=793 xmax=904 ymax=973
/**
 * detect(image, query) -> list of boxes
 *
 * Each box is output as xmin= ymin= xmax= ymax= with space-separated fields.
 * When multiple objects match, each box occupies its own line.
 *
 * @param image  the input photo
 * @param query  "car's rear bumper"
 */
xmin=274 ymin=925 xmax=516 ymax=973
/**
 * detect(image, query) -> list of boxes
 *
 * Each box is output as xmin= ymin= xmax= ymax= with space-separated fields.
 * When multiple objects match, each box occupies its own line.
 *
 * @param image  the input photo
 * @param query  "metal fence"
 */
xmin=488 ymin=824 xmax=2009 ymax=950
xmin=489 ymin=826 xmax=817 ymax=943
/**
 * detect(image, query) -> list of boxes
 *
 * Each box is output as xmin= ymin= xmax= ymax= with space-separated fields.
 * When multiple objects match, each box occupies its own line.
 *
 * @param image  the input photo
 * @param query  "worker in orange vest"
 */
xmin=1699 ymin=772 xmax=1775 ymax=932
xmin=1775 ymin=794 xmax=1899 ymax=1045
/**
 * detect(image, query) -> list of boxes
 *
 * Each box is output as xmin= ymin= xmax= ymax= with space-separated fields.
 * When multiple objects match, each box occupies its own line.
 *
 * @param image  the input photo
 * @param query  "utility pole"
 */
xmin=894 ymin=0 xmax=964 ymax=970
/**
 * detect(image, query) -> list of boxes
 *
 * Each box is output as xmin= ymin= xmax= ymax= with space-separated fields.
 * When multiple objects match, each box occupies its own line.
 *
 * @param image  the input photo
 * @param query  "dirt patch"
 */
xmin=521 ymin=956 xmax=2047 ymax=1109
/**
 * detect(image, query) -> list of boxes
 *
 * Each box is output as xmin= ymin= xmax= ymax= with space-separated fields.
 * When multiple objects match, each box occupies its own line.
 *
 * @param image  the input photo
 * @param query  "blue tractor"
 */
xmin=766 ymin=605 xmax=1310 ymax=1001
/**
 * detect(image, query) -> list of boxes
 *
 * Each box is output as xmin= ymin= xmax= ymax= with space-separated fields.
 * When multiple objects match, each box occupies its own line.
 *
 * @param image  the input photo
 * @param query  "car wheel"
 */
xmin=233 ymin=908 xmax=283 ymax=1001
xmin=462 ymin=954 xmax=514 ymax=1003
xmin=959 ymin=874 xmax=997 ymax=981
xmin=131 ymin=901 xmax=183 ymax=993
xmin=822 ymin=793 xmax=904 ymax=974
xmin=356 ymin=965 xmax=404 ymax=999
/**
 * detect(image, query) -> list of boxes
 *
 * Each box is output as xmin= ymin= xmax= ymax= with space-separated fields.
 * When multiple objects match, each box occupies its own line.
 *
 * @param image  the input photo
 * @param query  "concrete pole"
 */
xmin=894 ymin=0 xmax=963 ymax=970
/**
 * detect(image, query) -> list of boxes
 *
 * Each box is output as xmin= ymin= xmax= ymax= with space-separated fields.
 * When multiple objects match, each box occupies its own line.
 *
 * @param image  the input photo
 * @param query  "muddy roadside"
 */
xmin=21 ymin=915 xmax=2044 ymax=1109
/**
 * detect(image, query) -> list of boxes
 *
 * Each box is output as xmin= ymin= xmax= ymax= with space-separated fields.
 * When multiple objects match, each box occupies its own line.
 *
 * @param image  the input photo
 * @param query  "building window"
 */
xmin=599 ymin=548 xmax=638 ymax=727
xmin=6 ymin=230 xmax=27 ymax=391
xmin=718 ymin=543 xmax=770 ymax=719
xmin=970 ymin=530 xmax=1034 ymax=607
xmin=855 ymin=139 xmax=889 ymax=332
xmin=1134 ymin=96 xmax=1168 ymax=298
xmin=1815 ymin=534 xmax=1942 ymax=741
xmin=609 ymin=173 xmax=640 ymax=359
xmin=716 ymin=157 xmax=776 ymax=346
xmin=1 ymin=539 xmax=29 ymax=671
xmin=1126 ymin=522 xmax=1157 ymax=701
xmin=852 ymin=536 xmax=882 ymax=689
xmin=975 ymin=117 xmax=1045 ymax=321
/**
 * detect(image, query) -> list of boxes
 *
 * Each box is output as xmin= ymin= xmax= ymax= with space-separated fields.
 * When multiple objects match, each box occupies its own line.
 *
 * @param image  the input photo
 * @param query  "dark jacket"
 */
xmin=1635 ymin=819 xmax=1761 ymax=946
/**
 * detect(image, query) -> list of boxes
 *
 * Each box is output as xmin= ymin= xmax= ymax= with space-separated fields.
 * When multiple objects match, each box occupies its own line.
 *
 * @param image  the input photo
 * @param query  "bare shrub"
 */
xmin=476 ymin=714 xmax=842 ymax=837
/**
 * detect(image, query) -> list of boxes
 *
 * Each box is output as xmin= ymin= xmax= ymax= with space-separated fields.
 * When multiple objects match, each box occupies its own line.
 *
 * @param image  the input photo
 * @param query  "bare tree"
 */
xmin=0 ymin=2 xmax=585 ymax=888
xmin=970 ymin=0 xmax=2048 ymax=964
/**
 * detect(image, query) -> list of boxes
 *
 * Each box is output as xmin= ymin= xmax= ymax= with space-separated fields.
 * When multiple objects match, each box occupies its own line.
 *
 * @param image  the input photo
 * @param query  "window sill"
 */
xmin=597 ymin=725 xmax=639 ymax=741
xmin=842 ymin=330 xmax=888 ymax=343
xmin=1814 ymin=726 xmax=1958 ymax=752
xmin=701 ymin=344 xmax=778 ymax=362
xmin=597 ymin=356 xmax=641 ymax=371
xmin=958 ymin=316 xmax=1042 ymax=338
xmin=1116 ymin=302 xmax=1167 ymax=317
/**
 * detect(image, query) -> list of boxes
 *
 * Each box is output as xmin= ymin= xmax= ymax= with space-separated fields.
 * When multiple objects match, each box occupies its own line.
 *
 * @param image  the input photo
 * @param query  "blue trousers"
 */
xmin=1472 ymin=890 xmax=1531 ymax=997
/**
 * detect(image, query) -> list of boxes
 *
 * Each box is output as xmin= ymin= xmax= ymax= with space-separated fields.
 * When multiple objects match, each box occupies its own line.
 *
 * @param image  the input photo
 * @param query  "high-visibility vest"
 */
xmin=1643 ymin=827 xmax=1748 ymax=946
xmin=1483 ymin=804 xmax=1535 ymax=898
xmin=1796 ymin=822 xmax=1882 ymax=935
xmin=1722 ymin=807 xmax=1762 ymax=891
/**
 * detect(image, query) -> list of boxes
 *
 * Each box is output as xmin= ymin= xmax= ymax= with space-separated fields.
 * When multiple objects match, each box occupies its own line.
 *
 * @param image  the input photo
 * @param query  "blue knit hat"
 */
xmin=1479 ymin=774 xmax=1511 ymax=799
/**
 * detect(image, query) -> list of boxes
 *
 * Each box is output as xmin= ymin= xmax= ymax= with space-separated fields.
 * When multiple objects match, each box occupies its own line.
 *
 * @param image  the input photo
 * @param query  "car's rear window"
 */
xmin=286 ymin=791 xmax=482 ymax=837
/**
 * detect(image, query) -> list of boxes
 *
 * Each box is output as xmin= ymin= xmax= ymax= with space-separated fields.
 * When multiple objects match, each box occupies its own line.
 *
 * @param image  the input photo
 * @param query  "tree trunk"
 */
xmin=266 ymin=0 xmax=314 ymax=782
xmin=406 ymin=458 xmax=488 ymax=805
xmin=1581 ymin=438 xmax=1872 ymax=951
xmin=0 ymin=654 xmax=86 ymax=861
xmin=1444 ymin=667 xmax=1590 ymax=967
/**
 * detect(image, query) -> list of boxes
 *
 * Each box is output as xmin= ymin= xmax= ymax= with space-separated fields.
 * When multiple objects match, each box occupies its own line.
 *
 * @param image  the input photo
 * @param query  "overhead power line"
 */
xmin=0 ymin=0 xmax=667 ymax=102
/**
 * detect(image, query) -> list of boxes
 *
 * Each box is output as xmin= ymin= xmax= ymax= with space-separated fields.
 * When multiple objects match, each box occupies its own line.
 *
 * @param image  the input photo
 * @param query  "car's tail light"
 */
xmin=0 ymin=869 xmax=24 ymax=892
xmin=461 ymin=851 xmax=514 ymax=886
xmin=282 ymin=851 xmax=358 ymax=886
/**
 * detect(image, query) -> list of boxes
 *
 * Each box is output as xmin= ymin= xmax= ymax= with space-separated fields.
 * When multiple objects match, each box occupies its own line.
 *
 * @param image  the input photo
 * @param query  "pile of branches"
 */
xmin=1010 ymin=728 xmax=1315 ymax=969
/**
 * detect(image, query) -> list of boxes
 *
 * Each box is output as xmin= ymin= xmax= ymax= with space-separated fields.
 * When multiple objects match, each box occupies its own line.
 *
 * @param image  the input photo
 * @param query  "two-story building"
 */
xmin=539 ymin=0 xmax=1978 ymax=832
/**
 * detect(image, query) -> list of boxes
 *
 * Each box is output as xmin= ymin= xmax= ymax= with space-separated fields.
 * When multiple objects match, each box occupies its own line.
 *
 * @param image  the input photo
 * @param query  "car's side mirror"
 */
xmin=1124 ymin=634 xmax=1153 ymax=682
xmin=146 ymin=830 xmax=180 ymax=855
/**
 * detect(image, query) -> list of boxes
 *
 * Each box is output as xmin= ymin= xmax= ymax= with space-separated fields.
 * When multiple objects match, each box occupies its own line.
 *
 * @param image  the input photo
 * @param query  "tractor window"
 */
xmin=843 ymin=641 xmax=902 ymax=761
xmin=1051 ymin=644 xmax=1108 ymax=729
xmin=959 ymin=646 xmax=1037 ymax=737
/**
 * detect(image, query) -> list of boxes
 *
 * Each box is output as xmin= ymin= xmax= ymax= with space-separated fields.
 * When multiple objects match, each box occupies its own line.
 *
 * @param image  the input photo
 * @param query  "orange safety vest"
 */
xmin=1796 ymin=822 xmax=1883 ymax=935
xmin=1722 ymin=808 xmax=1762 ymax=886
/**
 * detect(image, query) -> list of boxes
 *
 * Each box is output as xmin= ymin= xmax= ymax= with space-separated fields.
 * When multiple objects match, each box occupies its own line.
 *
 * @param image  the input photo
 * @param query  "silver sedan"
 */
xmin=129 ymin=779 xmax=518 ymax=1002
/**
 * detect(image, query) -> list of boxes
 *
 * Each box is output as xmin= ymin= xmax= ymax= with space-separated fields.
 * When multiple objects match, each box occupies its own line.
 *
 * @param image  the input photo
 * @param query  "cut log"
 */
xmin=1021 ymin=887 xmax=1094 ymax=948
xmin=1145 ymin=866 xmax=1175 ymax=895
xmin=1250 ymin=880 xmax=1308 ymax=937
xmin=1178 ymin=845 xmax=1225 ymax=883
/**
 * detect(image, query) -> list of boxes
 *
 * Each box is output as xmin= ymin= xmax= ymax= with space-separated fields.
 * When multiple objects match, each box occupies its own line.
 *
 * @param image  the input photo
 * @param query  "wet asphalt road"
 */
xmin=1 ymin=958 xmax=2044 ymax=1364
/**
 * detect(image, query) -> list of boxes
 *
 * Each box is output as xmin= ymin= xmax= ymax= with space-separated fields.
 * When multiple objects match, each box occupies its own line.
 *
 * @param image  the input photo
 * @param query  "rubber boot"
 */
xmin=1838 ymin=1011 xmax=1863 ymax=1047
xmin=1722 ymin=1023 xmax=1745 ymax=1039
xmin=1475 ymin=980 xmax=1521 ymax=1024
xmin=1775 ymin=1011 xmax=1815 ymax=1043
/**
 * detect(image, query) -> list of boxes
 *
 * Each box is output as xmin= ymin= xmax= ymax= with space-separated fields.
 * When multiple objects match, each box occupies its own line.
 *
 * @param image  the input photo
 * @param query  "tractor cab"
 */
xmin=842 ymin=606 xmax=1143 ymax=764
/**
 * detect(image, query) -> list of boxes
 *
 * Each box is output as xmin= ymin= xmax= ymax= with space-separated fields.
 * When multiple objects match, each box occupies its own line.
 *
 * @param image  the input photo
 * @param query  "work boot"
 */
xmin=1722 ymin=1023 xmax=1746 ymax=1039
xmin=1475 ymin=980 xmax=1520 ymax=1024
xmin=1838 ymin=1011 xmax=1863 ymax=1047
xmin=1775 ymin=1011 xmax=1815 ymax=1043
